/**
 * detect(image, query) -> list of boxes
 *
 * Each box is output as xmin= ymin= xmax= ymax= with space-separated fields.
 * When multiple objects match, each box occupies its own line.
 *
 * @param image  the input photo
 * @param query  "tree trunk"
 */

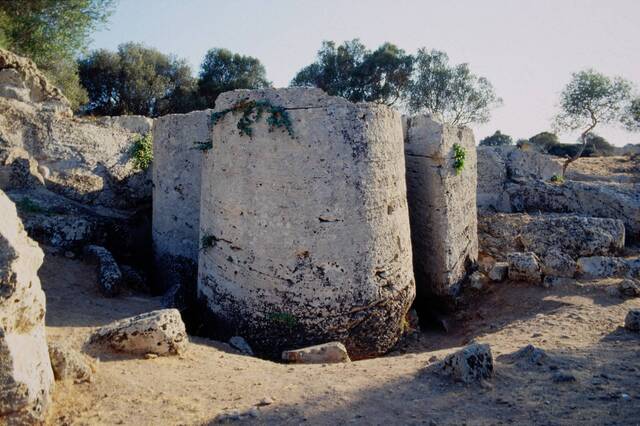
xmin=562 ymin=114 xmax=597 ymax=177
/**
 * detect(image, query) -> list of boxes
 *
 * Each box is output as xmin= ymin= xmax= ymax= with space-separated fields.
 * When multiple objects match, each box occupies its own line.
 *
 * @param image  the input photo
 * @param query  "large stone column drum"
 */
xmin=403 ymin=115 xmax=478 ymax=302
xmin=197 ymin=88 xmax=415 ymax=359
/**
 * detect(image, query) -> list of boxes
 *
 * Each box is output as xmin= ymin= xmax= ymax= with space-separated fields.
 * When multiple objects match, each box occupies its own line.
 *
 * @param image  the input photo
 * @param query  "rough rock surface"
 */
xmin=505 ymin=180 xmax=640 ymax=240
xmin=84 ymin=245 xmax=122 ymax=297
xmin=576 ymin=256 xmax=640 ymax=279
xmin=625 ymin=309 xmax=640 ymax=331
xmin=88 ymin=309 xmax=187 ymax=356
xmin=282 ymin=342 xmax=351 ymax=364
xmin=541 ymin=249 xmax=577 ymax=278
xmin=0 ymin=190 xmax=53 ymax=424
xmin=478 ymin=213 xmax=625 ymax=261
xmin=507 ymin=252 xmax=542 ymax=283
xmin=488 ymin=262 xmax=508 ymax=282
xmin=441 ymin=343 xmax=494 ymax=383
xmin=403 ymin=114 xmax=477 ymax=299
xmin=152 ymin=109 xmax=211 ymax=297
xmin=476 ymin=146 xmax=562 ymax=211
xmin=48 ymin=341 xmax=94 ymax=383
xmin=198 ymin=88 xmax=415 ymax=359
xmin=618 ymin=279 xmax=640 ymax=297
xmin=499 ymin=344 xmax=548 ymax=367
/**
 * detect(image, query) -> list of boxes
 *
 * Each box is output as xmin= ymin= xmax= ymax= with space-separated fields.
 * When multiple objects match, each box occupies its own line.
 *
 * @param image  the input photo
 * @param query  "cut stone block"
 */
xmin=198 ymin=88 xmax=415 ymax=359
xmin=403 ymin=114 xmax=478 ymax=299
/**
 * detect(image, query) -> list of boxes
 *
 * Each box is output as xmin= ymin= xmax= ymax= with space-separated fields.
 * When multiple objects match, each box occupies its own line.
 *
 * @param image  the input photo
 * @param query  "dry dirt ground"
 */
xmin=42 ymin=250 xmax=640 ymax=426
xmin=564 ymin=155 xmax=639 ymax=183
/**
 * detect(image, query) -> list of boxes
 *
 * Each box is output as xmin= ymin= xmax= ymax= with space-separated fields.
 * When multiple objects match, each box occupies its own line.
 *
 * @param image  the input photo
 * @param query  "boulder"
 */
xmin=507 ymin=252 xmax=542 ymax=283
xmin=403 ymin=114 xmax=478 ymax=299
xmin=84 ymin=245 xmax=122 ymax=297
xmin=468 ymin=271 xmax=488 ymax=290
xmin=282 ymin=342 xmax=351 ymax=364
xmin=88 ymin=309 xmax=188 ymax=356
xmin=506 ymin=180 xmax=640 ymax=240
xmin=0 ymin=190 xmax=53 ymax=424
xmin=618 ymin=279 xmax=640 ymax=297
xmin=198 ymin=88 xmax=415 ymax=359
xmin=576 ymin=256 xmax=639 ymax=279
xmin=625 ymin=309 xmax=640 ymax=331
xmin=441 ymin=343 xmax=494 ymax=383
xmin=48 ymin=342 xmax=95 ymax=383
xmin=488 ymin=262 xmax=509 ymax=282
xmin=541 ymin=249 xmax=577 ymax=278
xmin=229 ymin=336 xmax=254 ymax=356
xmin=478 ymin=213 xmax=625 ymax=261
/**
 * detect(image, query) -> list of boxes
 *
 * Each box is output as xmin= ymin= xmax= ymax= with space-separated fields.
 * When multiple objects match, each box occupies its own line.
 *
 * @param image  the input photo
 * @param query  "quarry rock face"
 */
xmin=0 ymin=190 xmax=53 ymax=424
xmin=478 ymin=213 xmax=625 ymax=261
xmin=403 ymin=115 xmax=478 ymax=299
xmin=152 ymin=110 xmax=211 ymax=295
xmin=198 ymin=88 xmax=415 ymax=359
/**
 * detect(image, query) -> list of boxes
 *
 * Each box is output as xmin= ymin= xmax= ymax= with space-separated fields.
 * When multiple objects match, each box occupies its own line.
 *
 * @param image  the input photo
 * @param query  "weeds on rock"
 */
xmin=131 ymin=133 xmax=153 ymax=170
xmin=550 ymin=174 xmax=565 ymax=184
xmin=453 ymin=143 xmax=466 ymax=175
xmin=210 ymin=99 xmax=294 ymax=138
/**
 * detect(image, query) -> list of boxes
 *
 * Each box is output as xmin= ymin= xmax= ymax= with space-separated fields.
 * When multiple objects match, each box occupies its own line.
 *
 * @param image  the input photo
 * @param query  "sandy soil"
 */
xmin=564 ymin=156 xmax=639 ymax=183
xmin=41 ymin=248 xmax=640 ymax=426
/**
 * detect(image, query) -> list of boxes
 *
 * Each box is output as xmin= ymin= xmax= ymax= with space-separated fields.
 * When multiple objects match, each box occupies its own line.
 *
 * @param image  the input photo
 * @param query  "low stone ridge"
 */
xmin=84 ymin=245 xmax=123 ymax=297
xmin=88 ymin=309 xmax=188 ymax=356
xmin=478 ymin=213 xmax=625 ymax=261
xmin=403 ymin=114 xmax=478 ymax=299
xmin=576 ymin=256 xmax=640 ymax=279
xmin=625 ymin=309 xmax=640 ymax=331
xmin=198 ymin=88 xmax=415 ymax=360
xmin=0 ymin=190 xmax=53 ymax=424
xmin=440 ymin=343 xmax=494 ymax=383
xmin=152 ymin=109 xmax=211 ymax=297
xmin=507 ymin=252 xmax=542 ymax=283
xmin=48 ymin=342 xmax=95 ymax=383
xmin=282 ymin=342 xmax=351 ymax=364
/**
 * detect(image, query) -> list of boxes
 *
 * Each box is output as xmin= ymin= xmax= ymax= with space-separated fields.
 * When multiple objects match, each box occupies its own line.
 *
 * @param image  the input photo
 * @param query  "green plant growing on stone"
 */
xmin=130 ymin=133 xmax=153 ymax=170
xmin=211 ymin=99 xmax=294 ymax=138
xmin=452 ymin=143 xmax=466 ymax=175
xmin=268 ymin=312 xmax=297 ymax=328
xmin=550 ymin=174 xmax=565 ymax=184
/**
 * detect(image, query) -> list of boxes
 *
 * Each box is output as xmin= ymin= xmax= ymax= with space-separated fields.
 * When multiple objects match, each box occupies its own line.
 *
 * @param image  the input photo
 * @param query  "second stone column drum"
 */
xmin=197 ymin=88 xmax=415 ymax=359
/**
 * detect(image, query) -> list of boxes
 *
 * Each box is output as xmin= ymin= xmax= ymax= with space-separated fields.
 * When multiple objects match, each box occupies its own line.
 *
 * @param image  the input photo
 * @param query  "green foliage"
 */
xmin=479 ymin=130 xmax=513 ymax=147
xmin=407 ymin=49 xmax=502 ymax=125
xmin=623 ymin=97 xmax=640 ymax=132
xmin=130 ymin=133 xmax=153 ymax=170
xmin=291 ymin=39 xmax=413 ymax=106
xmin=452 ymin=143 xmax=466 ymax=175
xmin=528 ymin=131 xmax=559 ymax=152
xmin=0 ymin=0 xmax=114 ymax=110
xmin=211 ymin=99 xmax=294 ymax=137
xmin=550 ymin=174 xmax=565 ymax=184
xmin=198 ymin=48 xmax=270 ymax=108
xmin=268 ymin=312 xmax=297 ymax=328
xmin=79 ymin=43 xmax=198 ymax=116
xmin=584 ymin=133 xmax=615 ymax=156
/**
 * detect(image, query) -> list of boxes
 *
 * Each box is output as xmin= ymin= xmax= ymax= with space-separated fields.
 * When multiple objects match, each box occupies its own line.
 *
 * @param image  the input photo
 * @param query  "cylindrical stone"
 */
xmin=403 ymin=115 xmax=478 ymax=301
xmin=198 ymin=88 xmax=415 ymax=359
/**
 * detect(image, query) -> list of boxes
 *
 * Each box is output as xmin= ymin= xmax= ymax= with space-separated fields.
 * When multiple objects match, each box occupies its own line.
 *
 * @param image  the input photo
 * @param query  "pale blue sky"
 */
xmin=91 ymin=0 xmax=640 ymax=146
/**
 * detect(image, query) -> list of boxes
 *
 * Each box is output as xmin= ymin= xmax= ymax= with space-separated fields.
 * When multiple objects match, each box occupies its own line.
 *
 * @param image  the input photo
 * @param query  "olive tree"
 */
xmin=291 ymin=39 xmax=413 ymax=106
xmin=554 ymin=69 xmax=633 ymax=175
xmin=406 ymin=49 xmax=502 ymax=125
xmin=479 ymin=130 xmax=513 ymax=146
xmin=623 ymin=97 xmax=640 ymax=131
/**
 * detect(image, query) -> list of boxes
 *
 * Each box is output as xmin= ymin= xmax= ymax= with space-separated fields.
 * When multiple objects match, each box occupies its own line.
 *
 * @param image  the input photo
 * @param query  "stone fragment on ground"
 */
xmin=84 ymin=245 xmax=123 ymax=297
xmin=618 ymin=279 xmax=640 ymax=297
xmin=440 ymin=343 xmax=494 ymax=383
xmin=229 ymin=336 xmax=254 ymax=355
xmin=282 ymin=342 xmax=351 ymax=364
xmin=0 ymin=189 xmax=53 ymax=424
xmin=468 ymin=271 xmax=488 ymax=290
xmin=48 ymin=342 xmax=95 ymax=383
xmin=88 ymin=309 xmax=188 ymax=356
xmin=507 ymin=252 xmax=542 ymax=283
xmin=488 ymin=262 xmax=508 ymax=282
xmin=499 ymin=344 xmax=547 ymax=366
xmin=625 ymin=309 xmax=640 ymax=331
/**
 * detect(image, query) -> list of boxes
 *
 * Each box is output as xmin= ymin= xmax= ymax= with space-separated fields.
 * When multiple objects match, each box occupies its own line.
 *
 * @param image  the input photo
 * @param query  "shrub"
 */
xmin=479 ymin=130 xmax=513 ymax=146
xmin=130 ymin=133 xmax=153 ymax=170
xmin=452 ymin=143 xmax=466 ymax=175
